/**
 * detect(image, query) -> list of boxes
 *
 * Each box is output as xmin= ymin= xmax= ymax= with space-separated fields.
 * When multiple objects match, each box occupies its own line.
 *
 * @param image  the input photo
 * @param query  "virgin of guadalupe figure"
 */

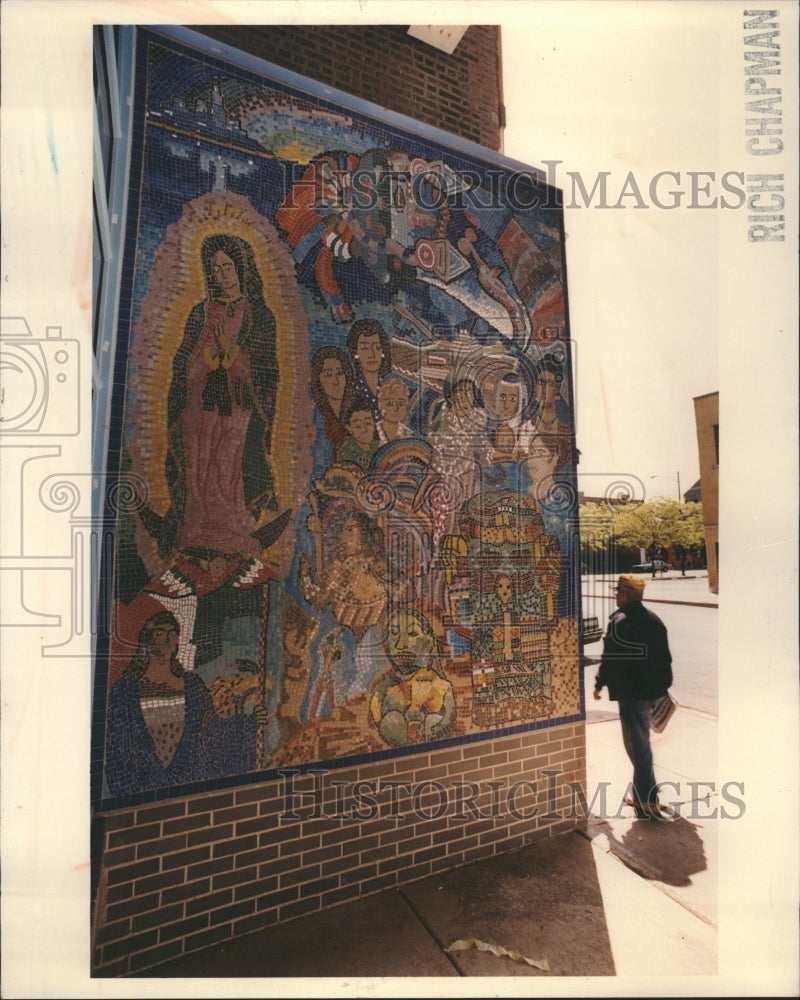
xmin=140 ymin=233 xmax=289 ymax=560
xmin=309 ymin=345 xmax=355 ymax=458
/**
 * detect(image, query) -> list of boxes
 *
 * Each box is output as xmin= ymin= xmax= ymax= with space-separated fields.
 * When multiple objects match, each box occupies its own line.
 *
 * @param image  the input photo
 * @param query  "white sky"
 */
xmin=500 ymin=3 xmax=723 ymax=500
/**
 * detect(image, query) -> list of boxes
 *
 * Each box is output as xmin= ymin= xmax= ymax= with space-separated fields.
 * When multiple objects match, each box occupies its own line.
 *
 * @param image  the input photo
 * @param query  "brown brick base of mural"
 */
xmin=91 ymin=723 xmax=586 ymax=977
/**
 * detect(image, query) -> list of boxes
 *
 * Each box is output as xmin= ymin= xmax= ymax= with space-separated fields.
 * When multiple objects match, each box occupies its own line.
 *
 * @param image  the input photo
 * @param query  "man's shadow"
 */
xmin=587 ymin=814 xmax=707 ymax=887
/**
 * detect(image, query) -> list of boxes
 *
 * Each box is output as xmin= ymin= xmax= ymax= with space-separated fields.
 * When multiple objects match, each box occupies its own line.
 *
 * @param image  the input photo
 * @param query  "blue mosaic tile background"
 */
xmin=92 ymin=28 xmax=581 ymax=810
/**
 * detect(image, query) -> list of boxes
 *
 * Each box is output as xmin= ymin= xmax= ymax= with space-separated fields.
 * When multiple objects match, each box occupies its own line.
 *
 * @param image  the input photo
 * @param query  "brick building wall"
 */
xmin=693 ymin=391 xmax=719 ymax=593
xmin=194 ymin=24 xmax=505 ymax=151
xmin=92 ymin=725 xmax=585 ymax=976
xmin=90 ymin=24 xmax=586 ymax=977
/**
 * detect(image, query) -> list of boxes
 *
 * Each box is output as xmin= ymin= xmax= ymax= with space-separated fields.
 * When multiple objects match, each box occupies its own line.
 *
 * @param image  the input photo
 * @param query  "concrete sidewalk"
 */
xmin=133 ymin=605 xmax=719 ymax=984
xmin=132 ymin=817 xmax=716 ymax=981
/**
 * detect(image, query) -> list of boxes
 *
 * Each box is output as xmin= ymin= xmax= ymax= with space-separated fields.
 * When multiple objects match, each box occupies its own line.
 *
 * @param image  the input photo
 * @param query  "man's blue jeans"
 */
xmin=618 ymin=699 xmax=658 ymax=805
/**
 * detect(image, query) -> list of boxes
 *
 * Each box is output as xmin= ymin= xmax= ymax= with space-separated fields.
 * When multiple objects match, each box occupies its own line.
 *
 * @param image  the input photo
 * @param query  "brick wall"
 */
xmin=89 ymin=24 xmax=585 ymax=978
xmin=193 ymin=25 xmax=505 ymax=150
xmin=92 ymin=723 xmax=586 ymax=976
xmin=693 ymin=391 xmax=719 ymax=592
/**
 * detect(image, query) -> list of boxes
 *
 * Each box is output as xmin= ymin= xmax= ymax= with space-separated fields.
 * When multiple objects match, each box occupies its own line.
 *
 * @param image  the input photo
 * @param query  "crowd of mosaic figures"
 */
xmin=105 ymin=227 xmax=576 ymax=795
xmin=104 ymin=133 xmax=577 ymax=797
xmin=285 ymin=313 xmax=575 ymax=755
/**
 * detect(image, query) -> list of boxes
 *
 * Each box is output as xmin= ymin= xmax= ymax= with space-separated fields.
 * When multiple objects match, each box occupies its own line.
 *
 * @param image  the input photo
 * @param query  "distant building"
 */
xmin=683 ymin=479 xmax=702 ymax=503
xmin=693 ymin=392 xmax=719 ymax=593
xmin=577 ymin=492 xmax=642 ymax=507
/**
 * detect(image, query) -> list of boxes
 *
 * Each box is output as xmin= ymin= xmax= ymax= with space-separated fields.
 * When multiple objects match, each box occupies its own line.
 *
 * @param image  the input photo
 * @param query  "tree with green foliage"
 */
xmin=614 ymin=497 xmax=705 ymax=576
xmin=657 ymin=498 xmax=705 ymax=574
xmin=578 ymin=497 xmax=706 ymax=576
xmin=578 ymin=501 xmax=616 ymax=553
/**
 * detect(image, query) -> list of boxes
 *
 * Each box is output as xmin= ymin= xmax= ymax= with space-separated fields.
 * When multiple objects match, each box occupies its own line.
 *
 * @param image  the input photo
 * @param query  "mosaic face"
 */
xmin=386 ymin=611 xmax=437 ymax=673
xmin=319 ymin=360 xmax=347 ymax=405
xmin=355 ymin=333 xmax=383 ymax=376
xmin=94 ymin=28 xmax=580 ymax=805
xmin=346 ymin=409 xmax=377 ymax=448
xmin=210 ymin=251 xmax=241 ymax=297
xmin=497 ymin=386 xmax=521 ymax=421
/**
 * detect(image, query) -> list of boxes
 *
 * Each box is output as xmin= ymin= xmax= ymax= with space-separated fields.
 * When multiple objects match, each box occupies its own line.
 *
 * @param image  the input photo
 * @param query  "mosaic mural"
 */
xmin=94 ymin=29 xmax=581 ymax=805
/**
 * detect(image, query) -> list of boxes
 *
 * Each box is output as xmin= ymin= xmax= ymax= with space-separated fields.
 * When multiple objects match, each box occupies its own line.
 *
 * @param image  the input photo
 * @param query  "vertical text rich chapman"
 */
xmin=743 ymin=9 xmax=785 ymax=241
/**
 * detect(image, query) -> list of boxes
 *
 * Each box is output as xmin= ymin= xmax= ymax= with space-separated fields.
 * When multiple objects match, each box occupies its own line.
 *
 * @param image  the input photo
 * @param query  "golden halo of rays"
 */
xmin=134 ymin=193 xmax=301 ymax=568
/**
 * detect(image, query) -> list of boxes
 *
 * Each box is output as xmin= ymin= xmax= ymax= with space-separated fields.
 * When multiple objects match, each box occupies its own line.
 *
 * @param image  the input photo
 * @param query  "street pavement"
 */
xmin=133 ymin=574 xmax=726 ymax=989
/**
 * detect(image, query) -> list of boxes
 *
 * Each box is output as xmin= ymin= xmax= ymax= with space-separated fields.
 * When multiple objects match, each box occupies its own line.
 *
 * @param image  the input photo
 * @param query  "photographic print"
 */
xmin=0 ymin=2 xmax=797 ymax=997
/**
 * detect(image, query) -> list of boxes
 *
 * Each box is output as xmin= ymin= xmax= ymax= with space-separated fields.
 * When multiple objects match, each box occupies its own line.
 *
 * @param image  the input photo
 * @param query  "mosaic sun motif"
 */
xmin=96 ymin=29 xmax=580 ymax=804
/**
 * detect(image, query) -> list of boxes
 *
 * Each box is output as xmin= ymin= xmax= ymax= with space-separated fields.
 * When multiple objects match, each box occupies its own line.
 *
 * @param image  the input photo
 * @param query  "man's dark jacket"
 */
xmin=594 ymin=599 xmax=673 ymax=701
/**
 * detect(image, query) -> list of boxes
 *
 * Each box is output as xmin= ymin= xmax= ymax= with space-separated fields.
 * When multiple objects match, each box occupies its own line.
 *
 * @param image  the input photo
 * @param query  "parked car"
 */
xmin=581 ymin=615 xmax=603 ymax=644
xmin=631 ymin=559 xmax=672 ymax=573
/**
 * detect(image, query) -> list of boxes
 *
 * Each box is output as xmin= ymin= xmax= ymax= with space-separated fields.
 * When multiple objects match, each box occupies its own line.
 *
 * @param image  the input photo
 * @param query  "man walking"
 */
xmin=593 ymin=574 xmax=673 ymax=820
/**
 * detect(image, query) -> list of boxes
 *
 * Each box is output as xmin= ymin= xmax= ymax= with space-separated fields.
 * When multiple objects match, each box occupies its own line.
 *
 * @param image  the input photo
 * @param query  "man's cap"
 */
xmin=610 ymin=574 xmax=646 ymax=594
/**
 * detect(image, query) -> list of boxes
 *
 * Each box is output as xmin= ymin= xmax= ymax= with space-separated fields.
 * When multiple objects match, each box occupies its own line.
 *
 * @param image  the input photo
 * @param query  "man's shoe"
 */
xmin=640 ymin=802 xmax=673 ymax=821
xmin=626 ymin=798 xmax=673 ymax=821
